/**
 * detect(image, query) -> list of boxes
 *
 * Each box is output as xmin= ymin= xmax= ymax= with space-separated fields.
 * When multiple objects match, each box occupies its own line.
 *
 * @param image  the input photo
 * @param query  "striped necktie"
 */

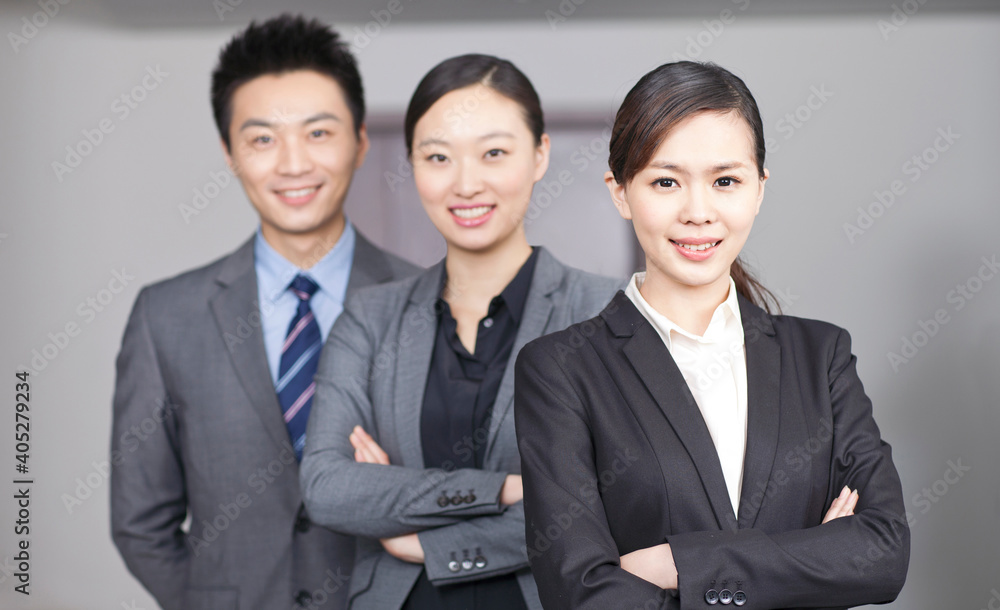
xmin=277 ymin=275 xmax=322 ymax=461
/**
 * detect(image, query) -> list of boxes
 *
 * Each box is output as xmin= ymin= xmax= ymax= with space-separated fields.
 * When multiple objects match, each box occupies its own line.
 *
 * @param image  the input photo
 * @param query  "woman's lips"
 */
xmin=449 ymin=204 xmax=496 ymax=227
xmin=670 ymin=238 xmax=721 ymax=261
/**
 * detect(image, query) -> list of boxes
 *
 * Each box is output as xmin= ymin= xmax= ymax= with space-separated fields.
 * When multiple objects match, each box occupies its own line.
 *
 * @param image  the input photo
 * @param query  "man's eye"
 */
xmin=253 ymin=135 xmax=272 ymax=144
xmin=310 ymin=129 xmax=329 ymax=138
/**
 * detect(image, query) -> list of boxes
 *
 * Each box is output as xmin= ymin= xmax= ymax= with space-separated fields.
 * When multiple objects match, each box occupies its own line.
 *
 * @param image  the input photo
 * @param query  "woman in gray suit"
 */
xmin=300 ymin=54 xmax=621 ymax=610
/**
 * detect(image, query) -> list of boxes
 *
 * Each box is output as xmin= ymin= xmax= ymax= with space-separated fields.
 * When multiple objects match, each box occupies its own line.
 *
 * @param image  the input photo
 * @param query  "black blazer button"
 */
xmin=295 ymin=590 xmax=313 ymax=606
xmin=450 ymin=493 xmax=464 ymax=506
xmin=733 ymin=590 xmax=747 ymax=606
xmin=719 ymin=589 xmax=733 ymax=604
xmin=438 ymin=492 xmax=451 ymax=508
xmin=705 ymin=589 xmax=719 ymax=604
xmin=464 ymin=490 xmax=476 ymax=503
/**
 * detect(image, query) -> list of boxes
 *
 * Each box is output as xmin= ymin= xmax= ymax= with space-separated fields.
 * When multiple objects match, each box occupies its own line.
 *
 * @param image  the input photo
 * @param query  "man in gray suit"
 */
xmin=110 ymin=15 xmax=417 ymax=610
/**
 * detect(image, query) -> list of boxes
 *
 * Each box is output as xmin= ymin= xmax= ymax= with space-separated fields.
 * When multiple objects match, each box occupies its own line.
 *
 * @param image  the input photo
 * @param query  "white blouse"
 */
xmin=624 ymin=273 xmax=749 ymax=514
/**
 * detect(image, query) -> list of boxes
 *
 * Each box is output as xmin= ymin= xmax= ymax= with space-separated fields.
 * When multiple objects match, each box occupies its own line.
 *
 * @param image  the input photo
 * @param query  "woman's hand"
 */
xmin=380 ymin=533 xmax=425 ymax=564
xmin=620 ymin=543 xmax=678 ymax=590
xmin=500 ymin=474 xmax=523 ymax=505
xmin=350 ymin=425 xmax=390 ymax=465
xmin=823 ymin=485 xmax=859 ymax=523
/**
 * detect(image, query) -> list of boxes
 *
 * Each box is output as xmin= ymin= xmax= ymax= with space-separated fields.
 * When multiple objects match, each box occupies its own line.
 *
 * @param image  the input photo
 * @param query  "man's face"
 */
xmin=223 ymin=69 xmax=368 ymax=250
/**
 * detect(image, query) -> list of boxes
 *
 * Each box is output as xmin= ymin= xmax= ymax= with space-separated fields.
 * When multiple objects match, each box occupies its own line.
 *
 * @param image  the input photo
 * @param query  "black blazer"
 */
xmin=514 ymin=291 xmax=909 ymax=610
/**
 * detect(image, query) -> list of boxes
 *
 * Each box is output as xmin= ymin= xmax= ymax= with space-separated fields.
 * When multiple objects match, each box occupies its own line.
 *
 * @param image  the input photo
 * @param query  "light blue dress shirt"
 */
xmin=254 ymin=221 xmax=356 ymax=385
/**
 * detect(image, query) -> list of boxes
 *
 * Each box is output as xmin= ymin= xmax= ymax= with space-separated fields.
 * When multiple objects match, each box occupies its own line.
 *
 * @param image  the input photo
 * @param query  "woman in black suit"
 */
xmin=514 ymin=61 xmax=909 ymax=609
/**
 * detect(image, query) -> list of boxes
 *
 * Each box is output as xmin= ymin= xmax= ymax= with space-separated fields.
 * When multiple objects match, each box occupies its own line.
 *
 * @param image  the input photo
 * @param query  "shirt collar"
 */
xmin=254 ymin=220 xmax=356 ymax=301
xmin=625 ymin=271 xmax=743 ymax=350
xmin=435 ymin=247 xmax=539 ymax=324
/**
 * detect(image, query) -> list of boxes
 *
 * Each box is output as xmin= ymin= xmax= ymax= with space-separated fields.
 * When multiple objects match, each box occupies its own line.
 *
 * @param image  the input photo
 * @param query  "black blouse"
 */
xmin=402 ymin=249 xmax=538 ymax=610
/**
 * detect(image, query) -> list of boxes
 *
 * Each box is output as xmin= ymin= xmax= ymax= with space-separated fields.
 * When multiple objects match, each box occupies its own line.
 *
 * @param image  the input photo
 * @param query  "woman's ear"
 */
xmin=755 ymin=166 xmax=769 ymax=215
xmin=533 ymin=133 xmax=552 ymax=183
xmin=605 ymin=171 xmax=632 ymax=220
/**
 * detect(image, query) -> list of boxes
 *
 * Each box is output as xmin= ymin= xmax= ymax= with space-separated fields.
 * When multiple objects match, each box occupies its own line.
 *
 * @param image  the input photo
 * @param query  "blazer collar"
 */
xmin=393 ymin=247 xmax=564 ymax=468
xmin=209 ymin=238 xmax=298 ymax=461
xmin=735 ymin=293 xmax=781 ymax=529
xmin=603 ymin=290 xmax=781 ymax=531
xmin=346 ymin=229 xmax=398 ymax=293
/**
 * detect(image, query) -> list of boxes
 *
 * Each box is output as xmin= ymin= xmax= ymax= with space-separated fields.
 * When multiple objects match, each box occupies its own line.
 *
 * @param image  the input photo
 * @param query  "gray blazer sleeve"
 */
xmin=110 ymin=289 xmax=189 ymax=610
xmin=417 ymin=500 xmax=529 ymax=585
xmin=301 ymin=297 xmax=509 ymax=540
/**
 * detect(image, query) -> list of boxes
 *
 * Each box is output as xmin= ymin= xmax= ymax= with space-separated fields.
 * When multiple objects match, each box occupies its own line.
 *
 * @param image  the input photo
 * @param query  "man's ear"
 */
xmin=605 ymin=171 xmax=632 ymax=220
xmin=220 ymin=139 xmax=238 ymax=174
xmin=354 ymin=123 xmax=370 ymax=170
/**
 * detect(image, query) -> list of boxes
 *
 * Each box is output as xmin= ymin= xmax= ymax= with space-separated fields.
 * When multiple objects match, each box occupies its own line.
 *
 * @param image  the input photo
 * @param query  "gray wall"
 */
xmin=1 ymin=4 xmax=998 ymax=608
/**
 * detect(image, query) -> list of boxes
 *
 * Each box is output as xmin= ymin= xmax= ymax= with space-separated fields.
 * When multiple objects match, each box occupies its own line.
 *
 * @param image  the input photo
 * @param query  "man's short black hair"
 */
xmin=211 ymin=13 xmax=365 ymax=149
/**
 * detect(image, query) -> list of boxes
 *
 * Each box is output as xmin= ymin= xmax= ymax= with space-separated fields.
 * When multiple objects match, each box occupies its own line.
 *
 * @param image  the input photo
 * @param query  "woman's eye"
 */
xmin=485 ymin=149 xmax=505 ymax=158
xmin=654 ymin=178 xmax=676 ymax=188
xmin=427 ymin=153 xmax=447 ymax=163
xmin=715 ymin=176 xmax=739 ymax=187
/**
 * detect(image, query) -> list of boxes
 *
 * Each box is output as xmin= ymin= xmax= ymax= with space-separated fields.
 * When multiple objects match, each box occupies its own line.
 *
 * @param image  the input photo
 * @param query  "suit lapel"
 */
xmin=209 ymin=239 xmax=293 ymax=456
xmin=346 ymin=230 xmax=395 ymax=293
xmin=392 ymin=262 xmax=445 ymax=468
xmin=484 ymin=249 xmax=559 ymax=463
xmin=621 ymin=321 xmax=739 ymax=532
xmin=736 ymin=295 xmax=781 ymax=529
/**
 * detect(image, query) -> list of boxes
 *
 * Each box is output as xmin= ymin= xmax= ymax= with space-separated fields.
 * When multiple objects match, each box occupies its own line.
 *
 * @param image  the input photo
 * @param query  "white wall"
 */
xmin=1 ymin=6 xmax=998 ymax=608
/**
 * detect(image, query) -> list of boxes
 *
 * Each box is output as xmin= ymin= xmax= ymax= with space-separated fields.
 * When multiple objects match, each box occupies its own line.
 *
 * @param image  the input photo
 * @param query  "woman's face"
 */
xmin=607 ymin=110 xmax=767 ymax=297
xmin=411 ymin=84 xmax=549 ymax=255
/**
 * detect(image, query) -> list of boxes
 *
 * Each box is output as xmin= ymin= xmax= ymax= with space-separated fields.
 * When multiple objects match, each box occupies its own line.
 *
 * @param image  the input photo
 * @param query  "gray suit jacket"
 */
xmin=110 ymin=232 xmax=418 ymax=610
xmin=300 ymin=247 xmax=623 ymax=610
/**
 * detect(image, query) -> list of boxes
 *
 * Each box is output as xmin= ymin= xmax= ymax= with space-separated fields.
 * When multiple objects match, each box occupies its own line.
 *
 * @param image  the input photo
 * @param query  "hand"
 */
xmin=823 ymin=485 xmax=859 ymax=523
xmin=350 ymin=425 xmax=390 ymax=465
xmin=380 ymin=532 xmax=425 ymax=564
xmin=500 ymin=474 xmax=523 ymax=505
xmin=620 ymin=543 xmax=678 ymax=590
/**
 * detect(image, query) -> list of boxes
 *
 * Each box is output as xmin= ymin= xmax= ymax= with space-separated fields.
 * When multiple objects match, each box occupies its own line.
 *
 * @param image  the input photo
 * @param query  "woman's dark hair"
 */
xmin=609 ymin=61 xmax=779 ymax=313
xmin=211 ymin=14 xmax=365 ymax=150
xmin=404 ymin=54 xmax=544 ymax=157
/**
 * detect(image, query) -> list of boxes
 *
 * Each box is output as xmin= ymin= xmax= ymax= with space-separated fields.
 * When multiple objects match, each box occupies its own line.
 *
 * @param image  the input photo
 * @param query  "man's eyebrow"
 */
xmin=238 ymin=112 xmax=341 ymax=131
xmin=479 ymin=131 xmax=515 ymax=141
